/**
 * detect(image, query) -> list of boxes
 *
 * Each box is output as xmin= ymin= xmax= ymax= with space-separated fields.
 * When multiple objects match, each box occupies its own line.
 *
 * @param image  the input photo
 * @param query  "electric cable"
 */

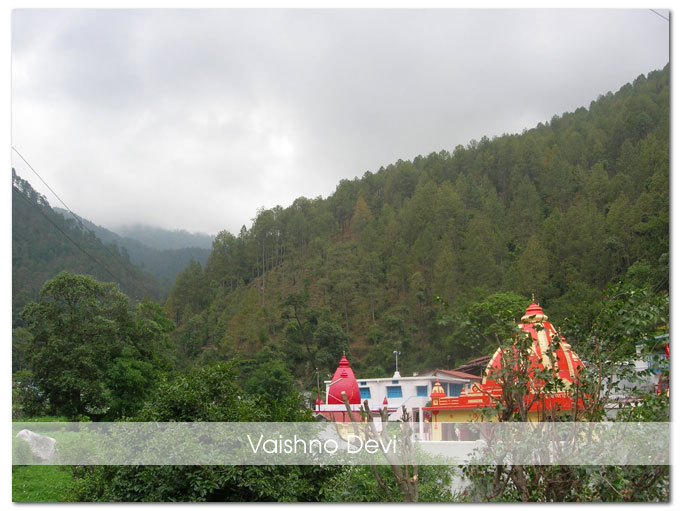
xmin=11 ymin=146 xmax=146 ymax=285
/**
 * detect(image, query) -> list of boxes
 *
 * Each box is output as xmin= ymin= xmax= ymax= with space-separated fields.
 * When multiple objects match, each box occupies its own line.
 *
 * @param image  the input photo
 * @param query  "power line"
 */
xmin=11 ymin=146 xmax=144 ymax=286
xmin=12 ymin=146 xmax=81 ymax=225
xmin=13 ymin=187 xmax=122 ymax=284
xmin=650 ymin=9 xmax=669 ymax=22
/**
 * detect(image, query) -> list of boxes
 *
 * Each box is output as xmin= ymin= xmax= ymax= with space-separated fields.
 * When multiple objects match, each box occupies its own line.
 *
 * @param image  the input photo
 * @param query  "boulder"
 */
xmin=16 ymin=429 xmax=57 ymax=463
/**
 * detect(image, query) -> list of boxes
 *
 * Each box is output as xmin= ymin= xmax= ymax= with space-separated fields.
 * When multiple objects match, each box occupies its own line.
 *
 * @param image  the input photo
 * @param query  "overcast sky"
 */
xmin=11 ymin=8 xmax=669 ymax=236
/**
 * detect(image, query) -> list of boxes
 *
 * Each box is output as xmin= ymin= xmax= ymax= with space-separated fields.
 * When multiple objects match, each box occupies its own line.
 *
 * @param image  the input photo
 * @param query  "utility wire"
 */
xmin=650 ymin=9 xmax=669 ymax=22
xmin=11 ymin=146 xmax=143 ymax=285
xmin=13 ymin=187 xmax=122 ymax=284
xmin=12 ymin=146 xmax=81 ymax=225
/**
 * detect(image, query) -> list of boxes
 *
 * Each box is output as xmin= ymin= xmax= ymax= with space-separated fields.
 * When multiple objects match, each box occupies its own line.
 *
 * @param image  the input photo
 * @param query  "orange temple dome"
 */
xmin=427 ymin=300 xmax=585 ymax=420
xmin=484 ymin=301 xmax=584 ymax=388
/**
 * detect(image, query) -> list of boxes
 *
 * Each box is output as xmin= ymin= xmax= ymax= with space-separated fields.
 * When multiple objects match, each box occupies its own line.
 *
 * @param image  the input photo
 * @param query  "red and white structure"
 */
xmin=314 ymin=355 xmax=479 ymax=438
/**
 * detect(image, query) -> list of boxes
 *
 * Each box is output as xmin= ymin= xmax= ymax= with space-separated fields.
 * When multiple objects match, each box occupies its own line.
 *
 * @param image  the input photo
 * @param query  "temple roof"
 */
xmin=327 ymin=355 xmax=361 ymax=405
xmin=484 ymin=301 xmax=583 ymax=387
xmin=427 ymin=301 xmax=584 ymax=413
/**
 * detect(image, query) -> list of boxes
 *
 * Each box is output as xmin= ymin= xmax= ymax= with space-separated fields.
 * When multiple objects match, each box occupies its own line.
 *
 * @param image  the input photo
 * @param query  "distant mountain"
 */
xmin=115 ymin=224 xmax=213 ymax=251
xmin=52 ymin=209 xmax=212 ymax=292
xmin=12 ymin=170 xmax=164 ymax=325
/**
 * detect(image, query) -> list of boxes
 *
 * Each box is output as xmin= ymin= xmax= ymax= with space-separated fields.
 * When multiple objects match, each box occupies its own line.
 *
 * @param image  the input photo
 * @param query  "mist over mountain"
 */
xmin=53 ymin=209 xmax=212 ymax=290
xmin=12 ymin=171 xmax=164 ymax=325
xmin=115 ymin=224 xmax=214 ymax=251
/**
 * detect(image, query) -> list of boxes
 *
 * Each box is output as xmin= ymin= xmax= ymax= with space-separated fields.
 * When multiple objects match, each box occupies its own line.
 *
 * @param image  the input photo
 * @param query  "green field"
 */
xmin=12 ymin=466 xmax=75 ymax=502
xmin=13 ymin=417 xmax=77 ymax=502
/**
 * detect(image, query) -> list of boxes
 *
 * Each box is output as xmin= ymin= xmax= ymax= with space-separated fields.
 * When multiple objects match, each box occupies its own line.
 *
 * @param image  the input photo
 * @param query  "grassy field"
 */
xmin=12 ymin=466 xmax=75 ymax=502
xmin=12 ymin=416 xmax=77 ymax=502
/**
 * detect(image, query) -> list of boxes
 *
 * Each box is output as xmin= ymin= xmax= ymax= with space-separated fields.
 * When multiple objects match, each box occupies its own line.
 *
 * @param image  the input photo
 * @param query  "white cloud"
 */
xmin=11 ymin=8 xmax=669 ymax=235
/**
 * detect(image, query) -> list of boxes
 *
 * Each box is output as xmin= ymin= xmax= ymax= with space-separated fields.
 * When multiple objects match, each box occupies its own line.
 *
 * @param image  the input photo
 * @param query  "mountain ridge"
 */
xmin=52 ymin=207 xmax=212 ymax=290
xmin=12 ymin=170 xmax=164 ymax=325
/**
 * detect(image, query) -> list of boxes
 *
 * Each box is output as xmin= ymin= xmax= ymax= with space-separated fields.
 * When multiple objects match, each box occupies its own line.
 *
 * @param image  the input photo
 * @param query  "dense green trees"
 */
xmin=11 ymin=64 xmax=669 ymax=503
xmin=17 ymin=272 xmax=174 ymax=419
xmin=72 ymin=363 xmax=337 ymax=502
xmin=162 ymin=65 xmax=668 ymax=377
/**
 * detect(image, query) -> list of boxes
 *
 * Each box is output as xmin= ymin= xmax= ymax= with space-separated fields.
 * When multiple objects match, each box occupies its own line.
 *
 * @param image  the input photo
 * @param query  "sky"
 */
xmin=11 ymin=8 xmax=670 ymax=236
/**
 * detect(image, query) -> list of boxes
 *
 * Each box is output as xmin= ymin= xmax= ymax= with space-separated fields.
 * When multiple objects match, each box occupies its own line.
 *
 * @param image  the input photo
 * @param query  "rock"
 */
xmin=16 ymin=429 xmax=57 ymax=463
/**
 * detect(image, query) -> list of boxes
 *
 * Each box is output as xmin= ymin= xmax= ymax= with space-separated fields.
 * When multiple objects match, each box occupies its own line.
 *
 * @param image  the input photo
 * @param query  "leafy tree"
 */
xmin=72 ymin=363 xmax=336 ymax=502
xmin=238 ymin=347 xmax=297 ymax=403
xmin=460 ymin=285 xmax=669 ymax=502
xmin=320 ymin=464 xmax=455 ymax=502
xmin=12 ymin=327 xmax=33 ymax=373
xmin=282 ymin=290 xmax=319 ymax=376
xmin=349 ymin=194 xmax=373 ymax=236
xmin=19 ymin=272 xmax=171 ymax=419
xmin=440 ymin=292 xmax=528 ymax=366
xmin=313 ymin=321 xmax=350 ymax=375
xmin=165 ymin=260 xmax=207 ymax=325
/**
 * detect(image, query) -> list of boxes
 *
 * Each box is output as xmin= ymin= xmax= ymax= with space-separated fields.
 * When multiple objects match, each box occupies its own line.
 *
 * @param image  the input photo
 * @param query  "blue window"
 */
xmin=448 ymin=383 xmax=463 ymax=397
xmin=386 ymin=386 xmax=402 ymax=398
xmin=360 ymin=387 xmax=371 ymax=400
xmin=416 ymin=385 xmax=428 ymax=397
xmin=392 ymin=380 xmax=399 ymax=384
xmin=360 ymin=381 xmax=367 ymax=385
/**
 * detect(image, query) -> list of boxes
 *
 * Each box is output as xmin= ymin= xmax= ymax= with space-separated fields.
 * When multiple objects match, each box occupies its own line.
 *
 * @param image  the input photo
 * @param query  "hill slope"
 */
xmin=12 ymin=171 xmax=164 ymax=325
xmin=53 ymin=209 xmax=212 ymax=291
xmin=164 ymin=65 xmax=669 ymax=380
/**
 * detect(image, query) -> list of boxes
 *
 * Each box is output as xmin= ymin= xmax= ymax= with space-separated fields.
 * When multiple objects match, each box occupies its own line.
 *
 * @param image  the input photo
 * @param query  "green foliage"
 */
xmin=161 ymin=65 xmax=668 ymax=377
xmin=580 ymin=282 xmax=668 ymax=360
xmin=73 ymin=464 xmax=338 ymax=502
xmin=18 ymin=272 xmax=173 ymax=420
xmin=435 ymin=292 xmax=527 ymax=367
xmin=320 ymin=465 xmax=456 ymax=502
xmin=13 ymin=370 xmax=46 ymax=418
xmin=12 ymin=169 xmax=163 ymax=327
xmin=12 ymin=327 xmax=33 ymax=373
xmin=165 ymin=260 xmax=207 ymax=324
xmin=72 ymin=363 xmax=335 ymax=502
xmin=460 ymin=280 xmax=669 ymax=502
xmin=313 ymin=321 xmax=350 ymax=374
xmin=280 ymin=291 xmax=353 ymax=381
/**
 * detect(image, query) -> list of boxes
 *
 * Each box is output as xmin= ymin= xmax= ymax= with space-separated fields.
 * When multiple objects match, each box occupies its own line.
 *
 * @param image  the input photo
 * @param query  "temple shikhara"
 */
xmin=314 ymin=300 xmax=587 ymax=440
xmin=424 ymin=301 xmax=585 ymax=440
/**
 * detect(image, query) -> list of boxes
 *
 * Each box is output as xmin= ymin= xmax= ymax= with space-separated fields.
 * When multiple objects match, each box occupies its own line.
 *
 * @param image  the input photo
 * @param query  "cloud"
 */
xmin=11 ymin=9 xmax=669 ymax=235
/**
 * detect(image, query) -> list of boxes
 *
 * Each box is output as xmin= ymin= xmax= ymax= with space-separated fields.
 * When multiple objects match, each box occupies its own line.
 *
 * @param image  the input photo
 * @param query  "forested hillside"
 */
xmin=53 ymin=208 xmax=212 ymax=291
xmin=12 ymin=171 xmax=164 ymax=325
xmin=165 ymin=65 xmax=669 ymax=382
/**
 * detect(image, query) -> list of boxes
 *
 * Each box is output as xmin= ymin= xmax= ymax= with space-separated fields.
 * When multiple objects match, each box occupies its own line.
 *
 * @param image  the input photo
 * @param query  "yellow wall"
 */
xmin=429 ymin=408 xmax=546 ymax=441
